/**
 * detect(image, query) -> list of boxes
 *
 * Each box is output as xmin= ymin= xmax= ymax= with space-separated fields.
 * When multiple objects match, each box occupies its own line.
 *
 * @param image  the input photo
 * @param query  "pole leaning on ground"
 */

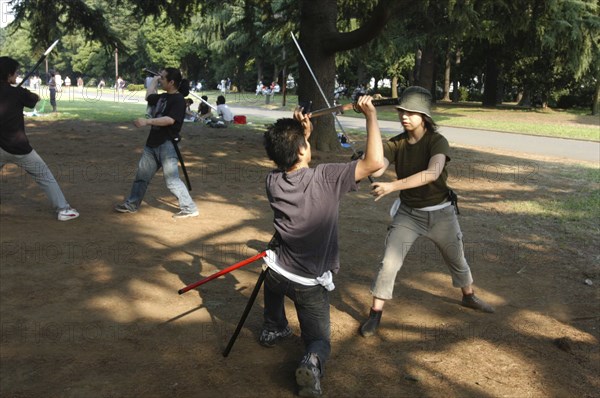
xmin=222 ymin=265 xmax=268 ymax=357
xmin=17 ymin=39 xmax=60 ymax=88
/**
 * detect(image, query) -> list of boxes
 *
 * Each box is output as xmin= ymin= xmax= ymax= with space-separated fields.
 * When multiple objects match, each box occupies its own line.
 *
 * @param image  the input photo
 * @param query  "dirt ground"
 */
xmin=1 ymin=118 xmax=598 ymax=398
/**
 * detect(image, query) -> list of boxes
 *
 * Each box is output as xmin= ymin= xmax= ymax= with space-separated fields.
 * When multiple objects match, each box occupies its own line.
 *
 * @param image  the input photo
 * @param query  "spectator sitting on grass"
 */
xmin=197 ymin=95 xmax=213 ymax=121
xmin=207 ymin=95 xmax=234 ymax=127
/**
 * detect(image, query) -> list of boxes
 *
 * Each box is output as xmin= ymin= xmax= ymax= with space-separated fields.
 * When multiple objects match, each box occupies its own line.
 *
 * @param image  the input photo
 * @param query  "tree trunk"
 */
xmin=412 ymin=47 xmax=421 ymax=86
xmin=593 ymin=78 xmax=600 ymax=116
xmin=516 ymin=91 xmax=524 ymax=104
xmin=297 ymin=0 xmax=397 ymax=151
xmin=417 ymin=38 xmax=436 ymax=98
xmin=442 ymin=47 xmax=451 ymax=102
xmin=298 ymin=1 xmax=339 ymax=151
xmin=452 ymin=49 xmax=461 ymax=103
xmin=518 ymin=90 xmax=531 ymax=107
xmin=482 ymin=49 xmax=499 ymax=107
xmin=256 ymin=59 xmax=264 ymax=87
xmin=391 ymin=76 xmax=398 ymax=98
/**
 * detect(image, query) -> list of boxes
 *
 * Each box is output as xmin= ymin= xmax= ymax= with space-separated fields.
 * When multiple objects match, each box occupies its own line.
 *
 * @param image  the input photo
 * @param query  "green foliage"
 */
xmin=126 ymin=84 xmax=145 ymax=91
xmin=0 ymin=25 xmax=34 ymax=69
xmin=4 ymin=0 xmax=599 ymax=114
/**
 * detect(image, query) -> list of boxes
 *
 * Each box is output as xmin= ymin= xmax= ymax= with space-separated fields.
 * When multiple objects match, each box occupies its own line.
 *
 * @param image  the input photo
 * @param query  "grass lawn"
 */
xmin=29 ymin=88 xmax=599 ymax=141
xmin=330 ymin=99 xmax=599 ymax=141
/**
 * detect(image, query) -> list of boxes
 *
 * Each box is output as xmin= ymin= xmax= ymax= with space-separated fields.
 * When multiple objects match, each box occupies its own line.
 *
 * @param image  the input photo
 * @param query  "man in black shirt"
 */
xmin=260 ymin=97 xmax=384 ymax=397
xmin=115 ymin=68 xmax=198 ymax=219
xmin=0 ymin=56 xmax=79 ymax=221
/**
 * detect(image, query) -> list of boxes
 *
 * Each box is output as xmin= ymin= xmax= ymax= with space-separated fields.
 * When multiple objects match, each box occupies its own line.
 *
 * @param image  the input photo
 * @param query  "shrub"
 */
xmin=127 ymin=84 xmax=145 ymax=91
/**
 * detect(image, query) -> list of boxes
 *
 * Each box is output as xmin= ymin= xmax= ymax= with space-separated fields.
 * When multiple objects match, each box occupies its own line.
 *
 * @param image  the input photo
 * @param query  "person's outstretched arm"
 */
xmin=370 ymin=154 xmax=446 ymax=201
xmin=354 ymin=95 xmax=384 ymax=182
xmin=145 ymin=75 xmax=159 ymax=100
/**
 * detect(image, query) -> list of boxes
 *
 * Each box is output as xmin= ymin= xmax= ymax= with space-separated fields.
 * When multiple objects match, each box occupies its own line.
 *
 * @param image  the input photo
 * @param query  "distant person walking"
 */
xmin=48 ymin=71 xmax=57 ymax=112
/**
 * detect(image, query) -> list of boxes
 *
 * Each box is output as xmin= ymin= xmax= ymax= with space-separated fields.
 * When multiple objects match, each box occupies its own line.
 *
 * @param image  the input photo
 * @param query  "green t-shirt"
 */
xmin=383 ymin=131 xmax=451 ymax=208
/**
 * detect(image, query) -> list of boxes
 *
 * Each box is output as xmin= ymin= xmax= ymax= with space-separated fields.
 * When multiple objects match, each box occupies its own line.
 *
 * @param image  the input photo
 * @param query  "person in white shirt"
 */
xmin=216 ymin=95 xmax=234 ymax=123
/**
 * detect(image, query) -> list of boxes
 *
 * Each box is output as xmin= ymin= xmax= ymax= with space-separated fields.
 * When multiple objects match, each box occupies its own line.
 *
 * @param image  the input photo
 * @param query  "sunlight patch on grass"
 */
xmin=507 ymin=189 xmax=599 ymax=222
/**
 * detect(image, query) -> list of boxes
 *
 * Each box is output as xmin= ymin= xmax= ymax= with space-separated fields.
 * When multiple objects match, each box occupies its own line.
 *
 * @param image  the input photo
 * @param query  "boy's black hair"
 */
xmin=217 ymin=95 xmax=226 ymax=105
xmin=164 ymin=67 xmax=190 ymax=96
xmin=0 ymin=56 xmax=19 ymax=82
xmin=264 ymin=118 xmax=308 ymax=171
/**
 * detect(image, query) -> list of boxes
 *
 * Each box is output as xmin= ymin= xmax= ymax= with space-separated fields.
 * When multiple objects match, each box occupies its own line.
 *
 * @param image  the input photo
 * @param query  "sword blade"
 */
xmin=309 ymin=103 xmax=355 ymax=118
xmin=309 ymin=98 xmax=401 ymax=118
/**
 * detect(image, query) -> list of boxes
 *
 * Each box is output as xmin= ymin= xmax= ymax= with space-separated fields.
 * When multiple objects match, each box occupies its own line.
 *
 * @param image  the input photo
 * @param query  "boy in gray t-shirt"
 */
xmin=260 ymin=98 xmax=384 ymax=397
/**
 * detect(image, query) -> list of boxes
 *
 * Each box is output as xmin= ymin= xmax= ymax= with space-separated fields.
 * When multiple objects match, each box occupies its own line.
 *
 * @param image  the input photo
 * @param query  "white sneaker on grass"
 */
xmin=58 ymin=207 xmax=79 ymax=221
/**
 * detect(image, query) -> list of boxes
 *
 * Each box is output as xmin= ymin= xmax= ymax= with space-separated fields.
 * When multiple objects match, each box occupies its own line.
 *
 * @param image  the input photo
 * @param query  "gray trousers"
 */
xmin=371 ymin=202 xmax=474 ymax=300
xmin=0 ymin=147 xmax=70 ymax=212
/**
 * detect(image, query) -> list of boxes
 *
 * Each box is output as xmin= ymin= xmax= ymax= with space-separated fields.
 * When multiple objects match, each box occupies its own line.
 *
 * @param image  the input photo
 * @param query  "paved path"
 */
xmin=52 ymin=88 xmax=598 ymax=163
xmin=230 ymin=105 xmax=599 ymax=163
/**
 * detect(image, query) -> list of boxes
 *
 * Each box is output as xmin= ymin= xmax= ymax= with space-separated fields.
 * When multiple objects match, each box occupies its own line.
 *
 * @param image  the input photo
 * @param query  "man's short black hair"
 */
xmin=0 ymin=56 xmax=19 ymax=82
xmin=263 ymin=118 xmax=307 ymax=171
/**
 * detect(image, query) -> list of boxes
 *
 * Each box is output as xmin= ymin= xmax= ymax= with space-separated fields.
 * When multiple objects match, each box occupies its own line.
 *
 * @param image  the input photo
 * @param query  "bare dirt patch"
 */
xmin=1 ymin=119 xmax=598 ymax=397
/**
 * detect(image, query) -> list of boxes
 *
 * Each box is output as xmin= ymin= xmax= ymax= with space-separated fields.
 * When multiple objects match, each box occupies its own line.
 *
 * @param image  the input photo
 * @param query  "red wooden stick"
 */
xmin=178 ymin=251 xmax=267 ymax=295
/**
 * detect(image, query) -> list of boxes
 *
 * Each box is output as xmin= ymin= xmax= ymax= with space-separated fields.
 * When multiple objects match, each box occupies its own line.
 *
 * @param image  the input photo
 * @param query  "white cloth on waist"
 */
xmin=391 ymin=197 xmax=451 ymax=217
xmin=264 ymin=249 xmax=335 ymax=291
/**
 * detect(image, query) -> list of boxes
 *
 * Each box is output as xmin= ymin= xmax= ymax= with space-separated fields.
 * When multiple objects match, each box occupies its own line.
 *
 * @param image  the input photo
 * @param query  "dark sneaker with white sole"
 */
xmin=296 ymin=353 xmax=322 ymax=397
xmin=462 ymin=293 xmax=495 ymax=313
xmin=172 ymin=210 xmax=199 ymax=219
xmin=114 ymin=203 xmax=137 ymax=213
xmin=259 ymin=325 xmax=292 ymax=347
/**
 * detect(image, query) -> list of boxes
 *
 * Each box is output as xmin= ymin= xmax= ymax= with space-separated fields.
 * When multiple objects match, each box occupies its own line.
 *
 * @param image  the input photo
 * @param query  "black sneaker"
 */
xmin=359 ymin=308 xmax=382 ymax=337
xmin=462 ymin=293 xmax=495 ymax=313
xmin=259 ymin=325 xmax=292 ymax=347
xmin=296 ymin=353 xmax=322 ymax=397
xmin=114 ymin=203 xmax=137 ymax=213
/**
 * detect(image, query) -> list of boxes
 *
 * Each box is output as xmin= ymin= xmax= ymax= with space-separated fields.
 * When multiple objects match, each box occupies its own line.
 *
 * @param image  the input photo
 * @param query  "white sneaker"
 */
xmin=58 ymin=207 xmax=79 ymax=221
xmin=172 ymin=210 xmax=199 ymax=219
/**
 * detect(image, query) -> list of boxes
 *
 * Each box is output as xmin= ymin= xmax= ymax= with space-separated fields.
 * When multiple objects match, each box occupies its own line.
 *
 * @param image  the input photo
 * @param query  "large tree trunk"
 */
xmin=482 ymin=47 xmax=499 ymax=107
xmin=416 ymin=38 xmax=436 ymax=98
xmin=593 ymin=78 xmax=600 ymax=116
xmin=298 ymin=2 xmax=339 ymax=151
xmin=412 ymin=47 xmax=421 ymax=86
xmin=452 ymin=49 xmax=461 ymax=103
xmin=297 ymin=0 xmax=397 ymax=151
xmin=442 ymin=47 xmax=451 ymax=102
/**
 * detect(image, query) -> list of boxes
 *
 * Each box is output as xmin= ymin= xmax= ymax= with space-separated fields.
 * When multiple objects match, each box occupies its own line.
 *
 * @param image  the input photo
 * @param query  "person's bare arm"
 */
xmin=134 ymin=116 xmax=175 ymax=128
xmin=370 ymin=153 xmax=446 ymax=201
xmin=145 ymin=76 xmax=159 ymax=100
xmin=354 ymin=95 xmax=384 ymax=181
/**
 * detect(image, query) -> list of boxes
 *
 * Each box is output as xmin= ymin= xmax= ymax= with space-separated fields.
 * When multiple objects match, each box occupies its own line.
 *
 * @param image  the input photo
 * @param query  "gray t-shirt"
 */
xmin=266 ymin=161 xmax=359 ymax=278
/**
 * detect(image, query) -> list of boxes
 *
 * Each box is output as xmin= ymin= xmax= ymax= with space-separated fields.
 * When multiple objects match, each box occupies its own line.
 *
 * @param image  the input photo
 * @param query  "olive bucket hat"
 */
xmin=396 ymin=86 xmax=432 ymax=118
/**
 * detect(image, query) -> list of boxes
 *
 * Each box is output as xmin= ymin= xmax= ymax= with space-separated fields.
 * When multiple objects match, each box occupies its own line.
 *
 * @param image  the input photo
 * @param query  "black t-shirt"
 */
xmin=266 ymin=161 xmax=359 ymax=278
xmin=145 ymin=93 xmax=186 ymax=147
xmin=0 ymin=83 xmax=39 ymax=154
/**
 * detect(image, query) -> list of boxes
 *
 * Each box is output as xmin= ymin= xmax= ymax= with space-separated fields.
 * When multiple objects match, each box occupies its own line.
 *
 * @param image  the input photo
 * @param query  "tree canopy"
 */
xmin=2 ymin=0 xmax=598 ymax=148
